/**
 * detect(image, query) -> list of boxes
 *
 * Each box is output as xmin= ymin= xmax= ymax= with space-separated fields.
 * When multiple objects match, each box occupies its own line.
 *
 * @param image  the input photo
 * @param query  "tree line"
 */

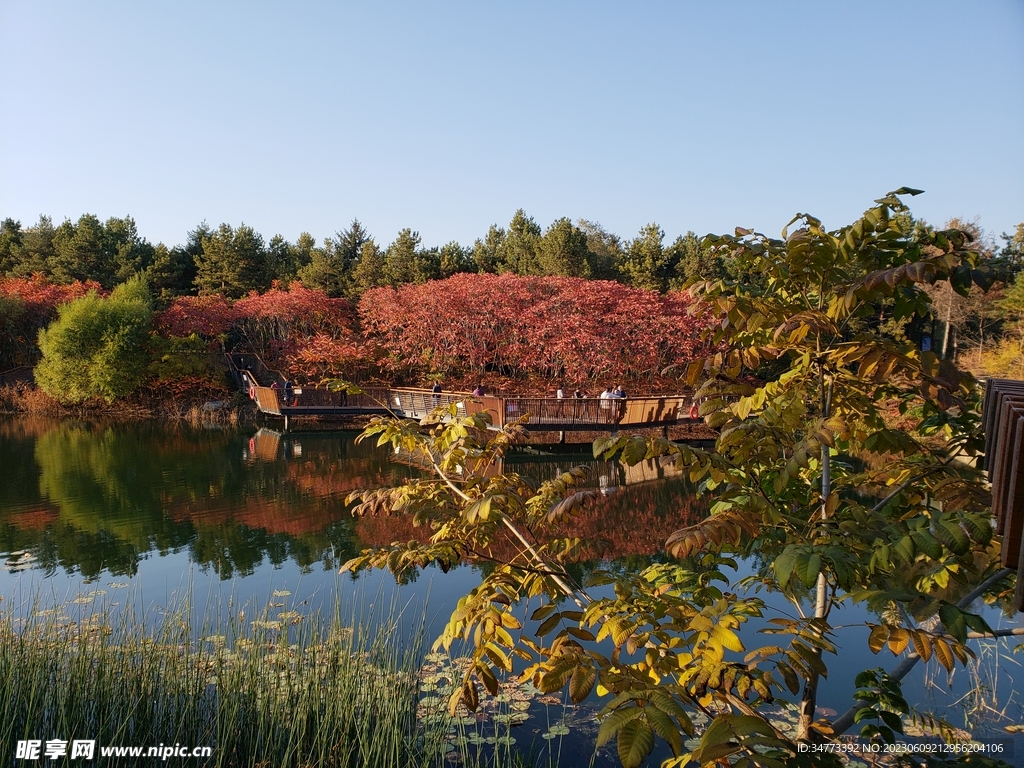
xmin=2 ymin=211 xmax=1019 ymax=353
xmin=0 ymin=272 xmax=713 ymax=404
xmin=2 ymin=207 xmax=1022 ymax=405
xmin=0 ymin=211 xmax=730 ymax=305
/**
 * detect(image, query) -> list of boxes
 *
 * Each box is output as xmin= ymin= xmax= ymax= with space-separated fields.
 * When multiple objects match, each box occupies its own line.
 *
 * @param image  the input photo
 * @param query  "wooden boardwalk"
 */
xmin=249 ymin=384 xmax=697 ymax=433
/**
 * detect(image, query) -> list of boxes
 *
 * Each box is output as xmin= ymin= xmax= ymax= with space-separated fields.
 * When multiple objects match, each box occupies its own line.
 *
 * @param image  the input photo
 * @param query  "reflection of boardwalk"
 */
xmin=249 ymin=385 xmax=392 ymax=420
xmin=249 ymin=384 xmax=697 ymax=433
xmin=390 ymin=445 xmax=682 ymax=494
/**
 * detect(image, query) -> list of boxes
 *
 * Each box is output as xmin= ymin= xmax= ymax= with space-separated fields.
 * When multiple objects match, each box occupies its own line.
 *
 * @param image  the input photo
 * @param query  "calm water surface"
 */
xmin=2 ymin=417 xmax=1022 ymax=765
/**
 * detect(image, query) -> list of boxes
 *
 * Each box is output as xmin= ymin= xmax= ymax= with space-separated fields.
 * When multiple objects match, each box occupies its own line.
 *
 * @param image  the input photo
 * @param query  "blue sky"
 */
xmin=1 ymin=1 xmax=1021 ymax=250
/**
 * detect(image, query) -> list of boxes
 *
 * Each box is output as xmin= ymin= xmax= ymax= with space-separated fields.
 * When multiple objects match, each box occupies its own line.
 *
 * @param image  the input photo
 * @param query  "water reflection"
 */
xmin=1 ymin=419 xmax=412 ymax=579
xmin=4 ymin=419 xmax=1024 ymax=762
xmin=0 ymin=419 xmax=705 ymax=582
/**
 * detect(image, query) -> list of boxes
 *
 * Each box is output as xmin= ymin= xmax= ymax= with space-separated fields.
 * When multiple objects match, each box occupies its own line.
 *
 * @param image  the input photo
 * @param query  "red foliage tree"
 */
xmin=0 ymin=275 xmax=103 ymax=368
xmin=232 ymin=282 xmax=372 ymax=382
xmin=154 ymin=295 xmax=237 ymax=339
xmin=286 ymin=334 xmax=380 ymax=383
xmin=358 ymin=274 xmax=713 ymax=385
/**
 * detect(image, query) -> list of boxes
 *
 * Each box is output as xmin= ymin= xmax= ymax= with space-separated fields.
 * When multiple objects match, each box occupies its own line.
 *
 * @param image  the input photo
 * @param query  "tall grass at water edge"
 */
xmin=0 ymin=589 xmax=478 ymax=768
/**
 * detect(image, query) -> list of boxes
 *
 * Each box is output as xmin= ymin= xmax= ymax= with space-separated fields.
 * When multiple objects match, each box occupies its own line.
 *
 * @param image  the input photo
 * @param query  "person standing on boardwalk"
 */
xmin=555 ymin=384 xmax=566 ymax=418
xmin=599 ymin=386 xmax=613 ymax=423
xmin=572 ymin=388 xmax=585 ymax=421
xmin=472 ymin=383 xmax=485 ymax=397
xmin=431 ymin=380 xmax=442 ymax=407
xmin=611 ymin=384 xmax=626 ymax=422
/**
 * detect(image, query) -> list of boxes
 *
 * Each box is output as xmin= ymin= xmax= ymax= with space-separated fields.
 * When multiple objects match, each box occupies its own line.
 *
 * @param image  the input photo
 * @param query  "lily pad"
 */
xmin=543 ymin=725 xmax=570 ymax=738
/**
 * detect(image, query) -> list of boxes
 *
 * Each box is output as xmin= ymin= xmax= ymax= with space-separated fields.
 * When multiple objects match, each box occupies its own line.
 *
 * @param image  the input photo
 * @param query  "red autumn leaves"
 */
xmin=359 ymin=274 xmax=711 ymax=384
xmin=5 ymin=273 xmax=711 ymax=387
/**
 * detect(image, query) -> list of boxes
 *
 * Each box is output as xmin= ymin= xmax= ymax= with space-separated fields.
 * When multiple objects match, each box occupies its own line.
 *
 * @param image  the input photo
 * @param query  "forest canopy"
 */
xmin=1 ymin=209 xmax=1022 ymax=400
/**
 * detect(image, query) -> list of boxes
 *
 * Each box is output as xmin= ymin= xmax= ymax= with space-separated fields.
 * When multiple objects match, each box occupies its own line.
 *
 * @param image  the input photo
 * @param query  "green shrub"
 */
xmin=34 ymin=275 xmax=153 ymax=403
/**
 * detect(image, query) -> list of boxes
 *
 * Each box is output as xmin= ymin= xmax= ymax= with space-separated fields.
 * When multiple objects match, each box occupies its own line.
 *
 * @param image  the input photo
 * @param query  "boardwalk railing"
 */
xmin=285 ymin=385 xmax=391 ymax=409
xmin=251 ymin=384 xmax=696 ymax=433
xmin=487 ymin=396 xmax=687 ymax=429
xmin=389 ymin=388 xmax=471 ymax=418
xmin=253 ymin=385 xmax=391 ymax=416
xmin=981 ymin=377 xmax=1024 ymax=611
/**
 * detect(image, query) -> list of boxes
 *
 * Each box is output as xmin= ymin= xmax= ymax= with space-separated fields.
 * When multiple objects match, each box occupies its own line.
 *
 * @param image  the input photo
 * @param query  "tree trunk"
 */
xmin=940 ymin=284 xmax=953 ymax=360
xmin=797 ymin=376 xmax=832 ymax=741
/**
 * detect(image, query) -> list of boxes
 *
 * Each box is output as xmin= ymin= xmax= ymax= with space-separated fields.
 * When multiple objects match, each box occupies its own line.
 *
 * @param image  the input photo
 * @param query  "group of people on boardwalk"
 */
xmin=599 ymin=384 xmax=627 ymax=423
xmin=270 ymin=379 xmax=295 ymax=404
xmin=545 ymin=383 xmax=626 ymax=423
xmin=425 ymin=378 xmax=643 ymax=425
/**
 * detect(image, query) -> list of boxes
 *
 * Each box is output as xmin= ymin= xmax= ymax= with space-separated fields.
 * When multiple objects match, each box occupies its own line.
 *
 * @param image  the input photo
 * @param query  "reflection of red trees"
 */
xmin=6 ymin=506 xmax=59 ymax=530
xmin=285 ymin=458 xmax=388 ymax=498
xmin=236 ymin=500 xmax=337 ymax=538
xmin=354 ymin=480 xmax=707 ymax=562
xmin=359 ymin=274 xmax=713 ymax=384
xmin=163 ymin=496 xmax=342 ymax=538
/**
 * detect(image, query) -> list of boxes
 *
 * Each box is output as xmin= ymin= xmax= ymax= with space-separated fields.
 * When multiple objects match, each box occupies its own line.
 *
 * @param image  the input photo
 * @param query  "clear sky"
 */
xmin=2 ymin=1 xmax=1022 ymax=250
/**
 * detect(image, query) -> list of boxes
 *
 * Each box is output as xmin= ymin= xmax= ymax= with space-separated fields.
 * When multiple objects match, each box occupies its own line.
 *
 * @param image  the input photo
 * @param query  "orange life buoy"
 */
xmin=249 ymin=386 xmax=256 ymax=400
xmin=689 ymin=402 xmax=699 ymax=419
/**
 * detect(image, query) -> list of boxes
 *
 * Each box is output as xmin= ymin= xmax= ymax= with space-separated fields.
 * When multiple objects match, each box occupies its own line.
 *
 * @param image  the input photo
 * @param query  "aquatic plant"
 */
xmin=0 ymin=589 xmax=452 ymax=767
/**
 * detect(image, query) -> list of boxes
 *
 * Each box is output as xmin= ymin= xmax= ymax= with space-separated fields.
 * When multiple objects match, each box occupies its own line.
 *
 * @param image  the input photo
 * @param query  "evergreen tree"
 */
xmin=0 ymin=218 xmax=23 ymax=275
xmin=335 ymin=218 xmax=371 ymax=271
xmin=439 ymin=241 xmax=473 ymax=277
xmin=996 ymin=222 xmax=1024 ymax=282
xmin=351 ymin=239 xmax=386 ymax=293
xmin=42 ymin=214 xmax=153 ymax=288
xmin=499 ymin=210 xmax=541 ymax=274
xmin=621 ymin=222 xmax=672 ymax=291
xmin=106 ymin=216 xmax=156 ymax=285
xmin=537 ymin=217 xmax=591 ymax=277
xmin=50 ymin=214 xmax=113 ymax=287
xmin=298 ymin=219 xmax=371 ymax=297
xmin=472 ymin=225 xmax=505 ymax=273
xmin=193 ymin=223 xmax=269 ymax=298
xmin=13 ymin=215 xmax=58 ymax=278
xmin=266 ymin=232 xmax=316 ymax=285
xmin=576 ymin=219 xmax=624 ymax=280
xmin=382 ymin=228 xmax=438 ymax=285
xmin=670 ymin=230 xmax=724 ymax=287
xmin=147 ymin=223 xmax=205 ymax=305
xmin=298 ymin=239 xmax=346 ymax=297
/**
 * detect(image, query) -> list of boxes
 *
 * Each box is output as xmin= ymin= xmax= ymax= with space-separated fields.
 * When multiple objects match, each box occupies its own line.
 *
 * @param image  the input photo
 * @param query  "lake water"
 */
xmin=2 ymin=417 xmax=1023 ymax=766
